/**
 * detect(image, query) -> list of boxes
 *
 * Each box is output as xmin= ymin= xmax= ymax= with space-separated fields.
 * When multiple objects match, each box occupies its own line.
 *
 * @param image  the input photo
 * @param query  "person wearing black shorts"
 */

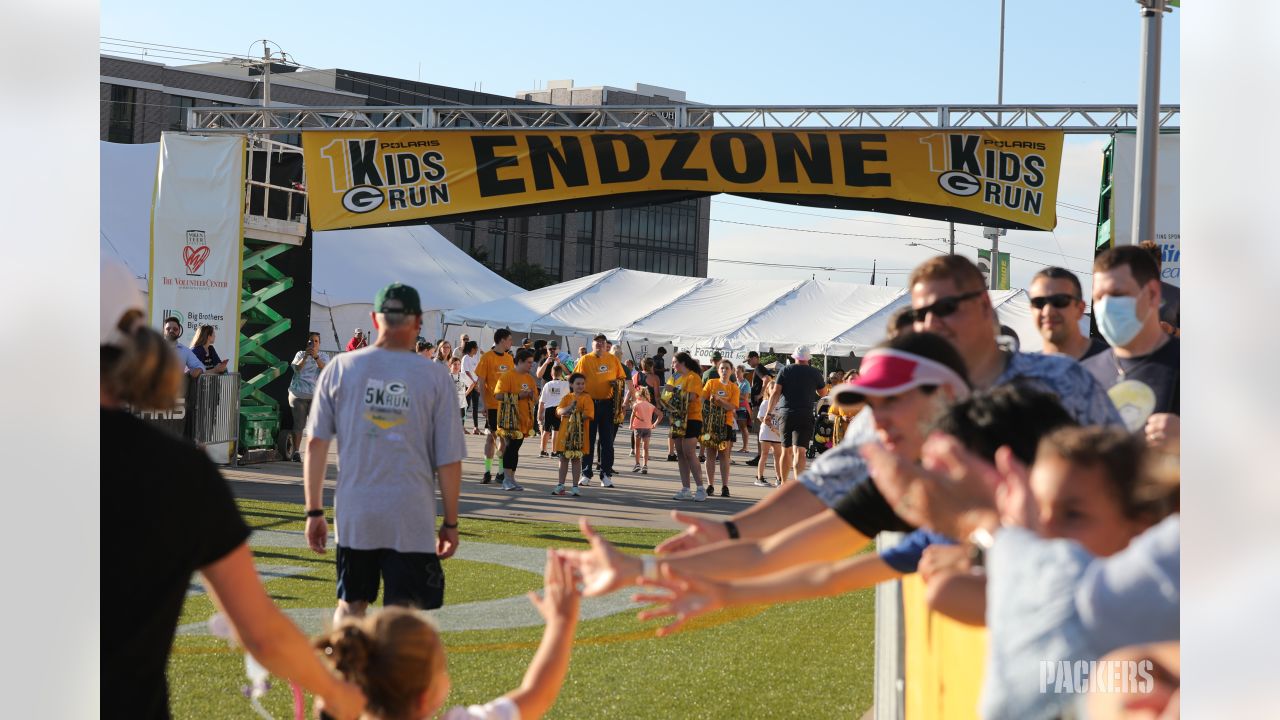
xmin=764 ymin=345 xmax=825 ymax=484
xmin=304 ymin=283 xmax=467 ymax=624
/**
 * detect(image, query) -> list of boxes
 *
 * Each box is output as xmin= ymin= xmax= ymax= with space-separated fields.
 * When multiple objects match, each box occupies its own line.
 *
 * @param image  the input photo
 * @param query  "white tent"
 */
xmin=443 ymin=268 xmax=1048 ymax=357
xmin=99 ymin=141 xmax=521 ymax=353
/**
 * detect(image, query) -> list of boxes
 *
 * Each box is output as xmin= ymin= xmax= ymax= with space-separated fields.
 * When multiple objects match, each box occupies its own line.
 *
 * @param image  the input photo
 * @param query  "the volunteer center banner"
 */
xmin=303 ymin=129 xmax=1063 ymax=232
xmin=149 ymin=132 xmax=245 ymax=370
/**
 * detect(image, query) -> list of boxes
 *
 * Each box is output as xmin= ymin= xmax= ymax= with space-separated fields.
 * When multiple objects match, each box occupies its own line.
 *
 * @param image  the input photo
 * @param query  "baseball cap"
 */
xmin=101 ymin=259 xmax=145 ymax=347
xmin=711 ymin=351 xmax=723 ymax=360
xmin=374 ymin=282 xmax=423 ymax=315
xmin=548 ymin=340 xmax=559 ymax=347
xmin=831 ymin=348 xmax=969 ymax=407
xmin=793 ymin=345 xmax=812 ymax=361
xmin=593 ymin=333 xmax=608 ymax=342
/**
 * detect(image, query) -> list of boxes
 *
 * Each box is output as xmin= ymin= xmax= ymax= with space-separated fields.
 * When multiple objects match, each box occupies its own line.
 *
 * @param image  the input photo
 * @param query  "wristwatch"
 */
xmin=966 ymin=526 xmax=996 ymax=568
xmin=305 ymin=508 xmax=325 ymax=519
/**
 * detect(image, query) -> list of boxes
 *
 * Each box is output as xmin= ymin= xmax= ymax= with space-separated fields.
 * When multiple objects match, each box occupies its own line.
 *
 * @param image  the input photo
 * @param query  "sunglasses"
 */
xmin=907 ymin=290 xmax=984 ymax=323
xmin=1029 ymin=293 xmax=1080 ymax=310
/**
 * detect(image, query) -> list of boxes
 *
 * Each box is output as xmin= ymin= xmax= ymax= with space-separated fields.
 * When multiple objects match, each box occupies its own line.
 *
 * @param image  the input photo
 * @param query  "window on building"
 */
xmin=483 ymin=220 xmax=507 ymax=270
xmin=167 ymin=96 xmax=196 ymax=132
xmin=107 ymin=85 xmax=137 ymax=143
xmin=456 ymin=223 xmax=475 ymax=253
xmin=574 ymin=211 xmax=595 ymax=276
xmin=544 ymin=214 xmax=564 ymax=280
xmin=613 ymin=199 xmax=699 ymax=276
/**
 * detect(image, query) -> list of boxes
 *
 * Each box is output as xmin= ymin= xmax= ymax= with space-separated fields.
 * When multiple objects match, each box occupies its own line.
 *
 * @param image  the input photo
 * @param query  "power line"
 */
xmin=712 ymin=198 xmax=959 ymax=232
xmin=708 ymin=257 xmax=913 ymax=273
xmin=101 ymin=36 xmax=258 ymax=61
xmin=710 ymin=217 xmax=944 ymax=243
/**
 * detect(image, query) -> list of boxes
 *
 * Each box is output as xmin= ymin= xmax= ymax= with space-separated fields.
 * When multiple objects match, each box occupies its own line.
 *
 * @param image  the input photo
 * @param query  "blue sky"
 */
xmin=101 ymin=0 xmax=1180 ymax=292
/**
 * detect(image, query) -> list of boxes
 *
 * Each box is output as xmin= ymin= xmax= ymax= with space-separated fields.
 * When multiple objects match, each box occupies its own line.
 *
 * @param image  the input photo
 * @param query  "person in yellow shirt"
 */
xmin=702 ymin=359 xmax=741 ymax=498
xmin=474 ymin=328 xmax=515 ymax=484
xmin=494 ymin=349 xmax=539 ymax=492
xmin=552 ymin=373 xmax=594 ymax=497
xmin=577 ymin=334 xmax=626 ymax=489
xmin=668 ymin=352 xmax=707 ymax=502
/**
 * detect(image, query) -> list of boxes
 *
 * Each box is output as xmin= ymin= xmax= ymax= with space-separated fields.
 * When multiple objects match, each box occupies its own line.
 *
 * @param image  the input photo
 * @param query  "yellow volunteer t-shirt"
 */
xmin=675 ymin=371 xmax=705 ymax=421
xmin=582 ymin=351 xmax=626 ymax=400
xmin=554 ymin=391 xmax=595 ymax=454
xmin=495 ymin=370 xmax=538 ymax=435
xmin=702 ymin=378 xmax=739 ymax=426
xmin=475 ymin=349 xmax=513 ymax=409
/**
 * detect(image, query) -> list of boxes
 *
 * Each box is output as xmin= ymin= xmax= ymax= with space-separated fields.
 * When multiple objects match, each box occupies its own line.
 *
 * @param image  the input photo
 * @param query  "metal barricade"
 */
xmin=188 ymin=372 xmax=240 ymax=446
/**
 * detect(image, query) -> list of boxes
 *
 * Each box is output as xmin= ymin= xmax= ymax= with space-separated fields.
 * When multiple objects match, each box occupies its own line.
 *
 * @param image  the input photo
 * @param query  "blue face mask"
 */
xmin=1096 ymin=295 xmax=1148 ymax=348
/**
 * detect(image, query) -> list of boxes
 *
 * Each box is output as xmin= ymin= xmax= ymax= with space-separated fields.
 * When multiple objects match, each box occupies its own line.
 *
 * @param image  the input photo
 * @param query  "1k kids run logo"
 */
xmin=183 ymin=230 xmax=210 ymax=276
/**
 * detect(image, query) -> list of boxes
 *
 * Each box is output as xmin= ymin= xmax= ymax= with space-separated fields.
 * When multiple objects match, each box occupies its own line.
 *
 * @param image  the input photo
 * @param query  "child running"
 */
xmin=538 ymin=365 xmax=569 ymax=458
xmin=493 ymin=349 xmax=539 ymax=492
xmin=629 ymin=387 xmax=662 ymax=474
xmin=315 ymin=550 xmax=580 ymax=720
xmin=551 ymin=373 xmax=593 ymax=497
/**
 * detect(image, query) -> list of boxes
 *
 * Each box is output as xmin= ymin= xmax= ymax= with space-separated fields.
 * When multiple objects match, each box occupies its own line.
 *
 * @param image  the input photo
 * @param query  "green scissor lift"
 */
xmin=236 ymin=237 xmax=296 ymax=462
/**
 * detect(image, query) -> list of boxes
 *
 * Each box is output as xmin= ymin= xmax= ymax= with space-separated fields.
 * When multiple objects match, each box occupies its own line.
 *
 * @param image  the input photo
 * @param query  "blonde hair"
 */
xmin=636 ymin=387 xmax=651 ymax=402
xmin=315 ymin=608 xmax=445 ymax=720
xmin=102 ymin=314 xmax=183 ymax=410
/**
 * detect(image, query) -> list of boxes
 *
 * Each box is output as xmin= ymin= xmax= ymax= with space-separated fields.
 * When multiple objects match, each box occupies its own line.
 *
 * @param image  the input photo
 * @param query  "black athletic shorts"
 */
xmin=486 ymin=408 xmax=499 ymax=431
xmin=336 ymin=546 xmax=445 ymax=609
xmin=543 ymin=407 xmax=561 ymax=431
xmin=684 ymin=419 xmax=704 ymax=438
xmin=779 ymin=410 xmax=815 ymax=449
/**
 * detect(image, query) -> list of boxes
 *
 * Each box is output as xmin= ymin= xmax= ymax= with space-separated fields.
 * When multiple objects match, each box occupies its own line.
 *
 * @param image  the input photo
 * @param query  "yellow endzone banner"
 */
xmin=903 ymin=574 xmax=988 ymax=720
xmin=302 ymin=129 xmax=1063 ymax=232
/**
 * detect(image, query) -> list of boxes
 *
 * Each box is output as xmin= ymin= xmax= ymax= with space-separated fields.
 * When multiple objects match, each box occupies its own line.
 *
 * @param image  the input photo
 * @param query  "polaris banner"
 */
xmin=303 ymin=129 xmax=1065 ymax=232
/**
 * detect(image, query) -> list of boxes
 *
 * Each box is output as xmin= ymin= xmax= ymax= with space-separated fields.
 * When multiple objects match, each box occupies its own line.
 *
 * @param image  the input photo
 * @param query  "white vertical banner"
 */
xmin=148 ymin=133 xmax=245 ymax=369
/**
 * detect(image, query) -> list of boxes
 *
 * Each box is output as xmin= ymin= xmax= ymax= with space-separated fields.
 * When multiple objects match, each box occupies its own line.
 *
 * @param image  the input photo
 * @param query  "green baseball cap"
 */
xmin=374 ymin=282 xmax=423 ymax=315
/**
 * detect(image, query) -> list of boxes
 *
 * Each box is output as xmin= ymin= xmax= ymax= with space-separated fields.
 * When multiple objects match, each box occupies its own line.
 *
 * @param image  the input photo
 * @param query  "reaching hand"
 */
xmin=530 ymin=549 xmax=581 ymax=623
xmin=917 ymin=543 xmax=971 ymax=583
xmin=558 ymin=518 xmax=641 ymax=596
xmin=863 ymin=434 xmax=1005 ymax=538
xmin=1144 ymin=413 xmax=1180 ymax=454
xmin=653 ymin=511 xmax=729 ymax=555
xmin=631 ymin=566 xmax=727 ymax=637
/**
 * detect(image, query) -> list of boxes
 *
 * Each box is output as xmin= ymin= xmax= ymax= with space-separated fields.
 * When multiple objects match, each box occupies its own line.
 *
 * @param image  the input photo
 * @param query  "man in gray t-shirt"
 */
xmin=304 ymin=283 xmax=466 ymax=623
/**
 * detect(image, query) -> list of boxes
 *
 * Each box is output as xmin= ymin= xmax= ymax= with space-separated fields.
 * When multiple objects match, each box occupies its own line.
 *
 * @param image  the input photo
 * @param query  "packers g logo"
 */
xmin=499 ymin=365 xmax=509 ymax=372
xmin=597 ymin=364 xmax=609 ymax=373
xmin=938 ymin=171 xmax=981 ymax=197
xmin=342 ymin=186 xmax=385 ymax=213
xmin=386 ymin=381 xmax=406 ymax=395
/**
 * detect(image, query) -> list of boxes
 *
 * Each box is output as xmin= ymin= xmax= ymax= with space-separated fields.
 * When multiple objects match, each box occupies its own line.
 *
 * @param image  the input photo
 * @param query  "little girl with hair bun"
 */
xmin=315 ymin=550 xmax=581 ymax=720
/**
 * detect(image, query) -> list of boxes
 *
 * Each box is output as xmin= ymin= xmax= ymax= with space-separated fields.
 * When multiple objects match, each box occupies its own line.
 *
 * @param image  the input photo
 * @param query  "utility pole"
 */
xmin=260 ymin=40 xmax=272 ymax=107
xmin=948 ymin=222 xmax=956 ymax=255
xmin=997 ymin=0 xmax=1006 ymax=105
xmin=1132 ymin=0 xmax=1168 ymax=245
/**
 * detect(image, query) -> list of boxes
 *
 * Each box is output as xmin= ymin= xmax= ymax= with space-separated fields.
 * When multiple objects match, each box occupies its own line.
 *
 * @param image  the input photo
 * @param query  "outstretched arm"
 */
xmin=634 ymin=552 xmax=900 ymax=636
xmin=504 ymin=551 xmax=581 ymax=720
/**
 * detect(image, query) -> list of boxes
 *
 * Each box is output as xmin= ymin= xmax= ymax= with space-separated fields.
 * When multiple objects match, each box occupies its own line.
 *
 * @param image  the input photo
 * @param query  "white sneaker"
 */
xmin=577 ymin=475 xmax=591 ymax=487
xmin=693 ymin=487 xmax=707 ymax=502
xmin=600 ymin=474 xmax=615 ymax=488
xmin=672 ymin=487 xmax=694 ymax=501
xmin=753 ymin=478 xmax=774 ymax=487
xmin=502 ymin=478 xmax=525 ymax=492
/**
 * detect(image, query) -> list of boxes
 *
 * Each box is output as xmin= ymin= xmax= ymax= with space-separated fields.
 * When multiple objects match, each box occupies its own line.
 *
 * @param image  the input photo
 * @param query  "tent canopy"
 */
xmin=444 ymin=268 xmax=1047 ymax=355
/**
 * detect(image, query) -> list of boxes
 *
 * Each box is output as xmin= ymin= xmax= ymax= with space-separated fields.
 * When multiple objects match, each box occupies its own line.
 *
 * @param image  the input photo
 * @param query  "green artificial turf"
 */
xmin=168 ymin=499 xmax=875 ymax=719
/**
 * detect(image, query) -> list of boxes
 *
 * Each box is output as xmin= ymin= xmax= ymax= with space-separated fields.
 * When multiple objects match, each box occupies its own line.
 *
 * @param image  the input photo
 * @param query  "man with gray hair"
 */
xmin=303 ymin=283 xmax=465 ymax=624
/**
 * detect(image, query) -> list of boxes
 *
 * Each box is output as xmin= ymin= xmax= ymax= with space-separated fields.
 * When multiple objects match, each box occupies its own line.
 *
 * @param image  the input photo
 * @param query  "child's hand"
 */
xmin=529 ymin=549 xmax=581 ymax=625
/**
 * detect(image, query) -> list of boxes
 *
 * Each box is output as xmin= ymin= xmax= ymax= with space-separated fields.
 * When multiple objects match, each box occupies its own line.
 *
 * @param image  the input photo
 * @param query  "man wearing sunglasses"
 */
xmin=1028 ymin=267 xmax=1109 ymax=361
xmin=906 ymin=255 xmax=1120 ymax=428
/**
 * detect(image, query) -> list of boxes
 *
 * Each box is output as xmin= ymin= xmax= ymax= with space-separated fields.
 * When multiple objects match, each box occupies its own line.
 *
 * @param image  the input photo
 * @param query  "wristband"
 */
xmin=641 ymin=555 xmax=660 ymax=582
xmin=724 ymin=520 xmax=740 ymax=540
xmin=441 ymin=520 xmax=459 ymax=529
xmin=305 ymin=508 xmax=325 ymax=518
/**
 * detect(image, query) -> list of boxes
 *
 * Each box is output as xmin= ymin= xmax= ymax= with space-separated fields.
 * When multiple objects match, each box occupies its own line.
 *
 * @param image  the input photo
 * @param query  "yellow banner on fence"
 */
xmin=302 ymin=129 xmax=1063 ymax=231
